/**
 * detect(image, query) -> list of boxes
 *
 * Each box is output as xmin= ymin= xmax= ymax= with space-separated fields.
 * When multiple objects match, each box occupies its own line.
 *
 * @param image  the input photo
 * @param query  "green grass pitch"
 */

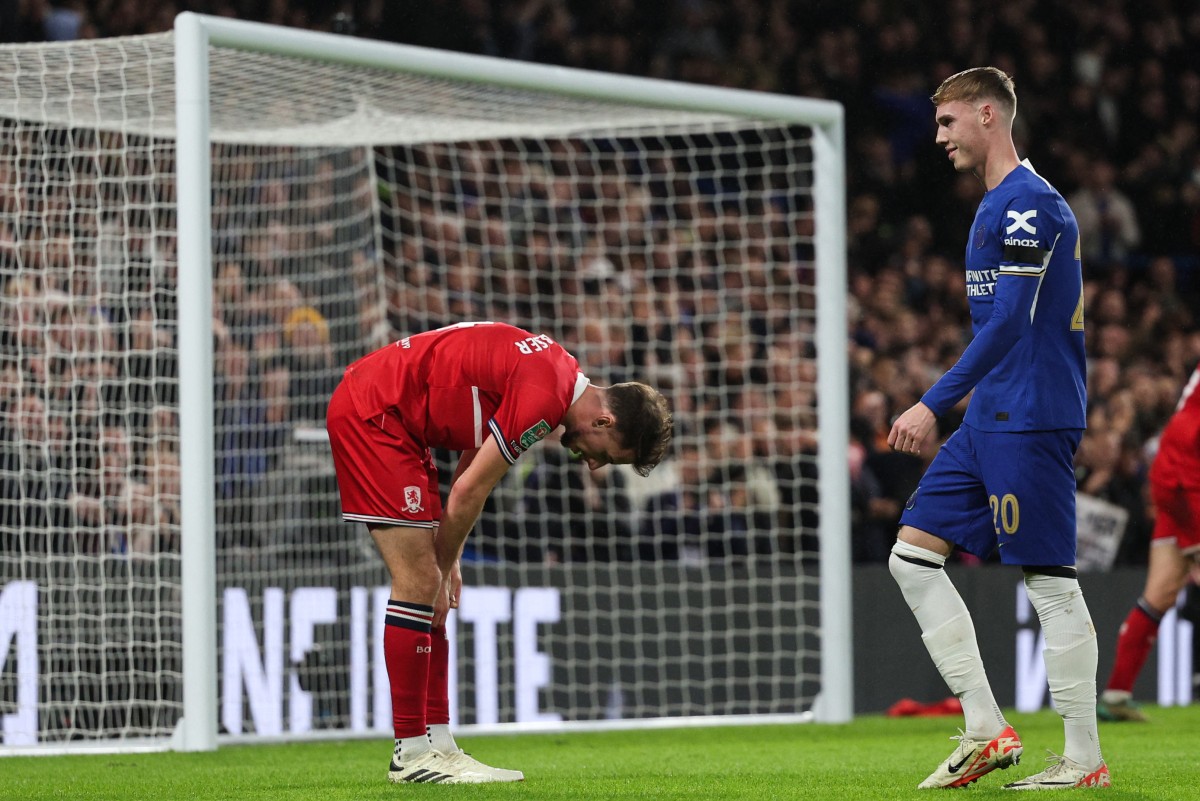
xmin=5 ymin=706 xmax=1198 ymax=800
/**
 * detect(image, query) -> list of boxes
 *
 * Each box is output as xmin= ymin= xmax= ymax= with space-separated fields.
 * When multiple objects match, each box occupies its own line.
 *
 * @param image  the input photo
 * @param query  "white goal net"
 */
xmin=0 ymin=15 xmax=848 ymax=752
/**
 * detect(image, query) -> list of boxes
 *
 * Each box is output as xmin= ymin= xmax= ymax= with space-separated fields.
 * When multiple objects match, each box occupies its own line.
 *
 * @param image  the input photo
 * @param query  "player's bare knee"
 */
xmin=896 ymin=525 xmax=953 ymax=556
xmin=1168 ymin=558 xmax=1194 ymax=593
xmin=386 ymin=564 xmax=442 ymax=603
xmin=1144 ymin=580 xmax=1185 ymax=613
xmin=414 ymin=570 xmax=443 ymax=602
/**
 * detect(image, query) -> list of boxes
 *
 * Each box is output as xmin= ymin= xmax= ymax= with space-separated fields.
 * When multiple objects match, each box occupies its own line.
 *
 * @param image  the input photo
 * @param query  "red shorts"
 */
xmin=326 ymin=380 xmax=442 ymax=528
xmin=1149 ymin=475 xmax=1200 ymax=555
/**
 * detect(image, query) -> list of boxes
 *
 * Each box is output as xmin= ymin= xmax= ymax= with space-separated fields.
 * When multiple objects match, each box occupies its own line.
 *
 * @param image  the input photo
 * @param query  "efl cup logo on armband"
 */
xmin=403 ymin=486 xmax=424 ymax=514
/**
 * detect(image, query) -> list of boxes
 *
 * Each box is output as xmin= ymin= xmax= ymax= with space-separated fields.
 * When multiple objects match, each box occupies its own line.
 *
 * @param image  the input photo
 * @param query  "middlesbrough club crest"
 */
xmin=403 ymin=486 xmax=424 ymax=514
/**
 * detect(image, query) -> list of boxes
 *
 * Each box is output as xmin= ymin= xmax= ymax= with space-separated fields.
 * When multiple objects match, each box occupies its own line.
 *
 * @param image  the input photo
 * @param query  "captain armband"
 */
xmin=1002 ymin=243 xmax=1047 ymax=265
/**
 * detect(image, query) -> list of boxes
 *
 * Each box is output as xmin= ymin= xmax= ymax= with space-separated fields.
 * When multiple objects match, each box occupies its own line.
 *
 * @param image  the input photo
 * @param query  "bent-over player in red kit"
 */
xmin=326 ymin=321 xmax=672 ymax=784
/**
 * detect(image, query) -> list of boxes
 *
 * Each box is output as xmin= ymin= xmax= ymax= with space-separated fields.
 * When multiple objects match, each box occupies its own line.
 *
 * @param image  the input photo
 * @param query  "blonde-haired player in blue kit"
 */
xmin=887 ymin=67 xmax=1111 ymax=790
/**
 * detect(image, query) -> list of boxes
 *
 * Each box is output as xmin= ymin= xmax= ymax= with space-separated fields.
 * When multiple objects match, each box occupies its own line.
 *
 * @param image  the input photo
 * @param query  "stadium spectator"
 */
xmin=885 ymin=68 xmax=1107 ymax=789
xmin=68 ymin=420 xmax=156 ymax=555
xmin=0 ymin=0 xmax=48 ymax=43
xmin=520 ymin=438 xmax=636 ymax=563
xmin=641 ymin=438 xmax=706 ymax=563
xmin=280 ymin=305 xmax=340 ymax=426
xmin=212 ymin=260 xmax=265 ymax=349
xmin=852 ymin=394 xmax=943 ymax=565
xmin=573 ymin=317 xmax=635 ymax=389
xmin=387 ymin=258 xmax=454 ymax=336
xmin=213 ymin=336 xmax=275 ymax=550
xmin=124 ymin=302 xmax=178 ymax=410
xmin=1069 ymin=159 xmax=1141 ymax=267
xmin=141 ymin=403 xmax=180 ymax=524
xmin=0 ymin=390 xmax=73 ymax=552
xmin=42 ymin=0 xmax=87 ymax=41
xmin=701 ymin=417 xmax=781 ymax=557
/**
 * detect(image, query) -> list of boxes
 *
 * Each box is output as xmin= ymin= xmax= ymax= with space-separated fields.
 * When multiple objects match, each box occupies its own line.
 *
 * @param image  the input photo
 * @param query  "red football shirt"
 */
xmin=342 ymin=322 xmax=588 ymax=463
xmin=1151 ymin=364 xmax=1200 ymax=489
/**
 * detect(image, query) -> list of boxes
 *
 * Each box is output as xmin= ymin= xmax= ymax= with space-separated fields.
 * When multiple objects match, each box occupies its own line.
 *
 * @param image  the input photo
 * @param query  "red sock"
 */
xmin=383 ymin=600 xmax=434 ymax=739
xmin=426 ymin=625 xmax=450 ymax=726
xmin=1105 ymin=600 xmax=1162 ymax=694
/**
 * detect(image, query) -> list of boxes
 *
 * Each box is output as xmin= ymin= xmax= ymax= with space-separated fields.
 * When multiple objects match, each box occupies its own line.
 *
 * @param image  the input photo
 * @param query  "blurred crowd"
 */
xmin=3 ymin=0 xmax=1199 ymax=569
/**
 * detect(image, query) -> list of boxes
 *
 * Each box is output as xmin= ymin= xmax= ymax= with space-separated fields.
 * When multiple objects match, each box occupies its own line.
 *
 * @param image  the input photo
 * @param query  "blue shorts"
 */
xmin=899 ymin=425 xmax=1083 ymax=566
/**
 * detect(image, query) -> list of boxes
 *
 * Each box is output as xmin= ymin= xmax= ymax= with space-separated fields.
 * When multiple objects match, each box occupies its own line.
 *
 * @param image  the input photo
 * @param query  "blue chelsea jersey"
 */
xmin=922 ymin=160 xmax=1087 ymax=431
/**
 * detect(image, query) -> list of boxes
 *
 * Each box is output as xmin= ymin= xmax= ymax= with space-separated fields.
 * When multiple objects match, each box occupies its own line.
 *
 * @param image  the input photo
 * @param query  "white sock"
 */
xmin=1024 ymin=572 xmax=1103 ymax=768
xmin=427 ymin=723 xmax=459 ymax=753
xmin=890 ymin=541 xmax=1007 ymax=739
xmin=394 ymin=734 xmax=432 ymax=763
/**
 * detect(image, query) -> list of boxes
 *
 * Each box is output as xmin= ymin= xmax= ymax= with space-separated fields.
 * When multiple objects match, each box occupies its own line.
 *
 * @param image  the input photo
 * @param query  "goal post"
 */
xmin=173 ymin=12 xmax=218 ymax=753
xmin=0 ymin=13 xmax=850 ymax=755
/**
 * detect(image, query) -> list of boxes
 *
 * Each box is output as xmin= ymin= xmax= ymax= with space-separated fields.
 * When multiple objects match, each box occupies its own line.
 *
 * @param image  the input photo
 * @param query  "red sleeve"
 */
xmin=488 ymin=348 xmax=579 ymax=464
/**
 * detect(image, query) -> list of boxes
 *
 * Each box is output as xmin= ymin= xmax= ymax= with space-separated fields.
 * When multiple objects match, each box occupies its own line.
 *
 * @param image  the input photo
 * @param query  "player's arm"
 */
xmin=919 ymin=266 xmax=1043 ymax=415
xmin=435 ymin=437 xmax=510 ymax=574
xmin=890 ymin=229 xmax=1050 ymax=453
xmin=432 ymin=447 xmax=483 ymax=624
xmin=922 ymin=193 xmax=1060 ymax=417
xmin=450 ymin=447 xmax=479 ymax=487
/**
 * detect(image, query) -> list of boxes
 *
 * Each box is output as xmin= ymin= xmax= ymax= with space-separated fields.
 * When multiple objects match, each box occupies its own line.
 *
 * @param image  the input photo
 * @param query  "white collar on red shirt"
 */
xmin=573 ymin=372 xmax=590 ymax=403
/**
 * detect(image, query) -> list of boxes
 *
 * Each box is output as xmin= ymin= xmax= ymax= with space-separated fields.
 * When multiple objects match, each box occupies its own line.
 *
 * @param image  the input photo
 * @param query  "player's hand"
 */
xmin=887 ymin=402 xmax=936 ymax=455
xmin=449 ymin=558 xmax=462 ymax=612
xmin=432 ymin=559 xmax=463 ymax=628
xmin=433 ymin=576 xmax=451 ymax=628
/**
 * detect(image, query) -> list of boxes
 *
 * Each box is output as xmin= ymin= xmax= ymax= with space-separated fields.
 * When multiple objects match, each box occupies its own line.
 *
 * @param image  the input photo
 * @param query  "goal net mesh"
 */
xmin=0 ymin=32 xmax=823 ymax=745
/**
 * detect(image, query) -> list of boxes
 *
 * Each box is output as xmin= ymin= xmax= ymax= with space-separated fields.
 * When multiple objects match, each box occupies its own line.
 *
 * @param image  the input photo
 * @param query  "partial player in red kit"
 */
xmin=326 ymin=321 xmax=673 ymax=784
xmin=1098 ymin=363 xmax=1200 ymax=722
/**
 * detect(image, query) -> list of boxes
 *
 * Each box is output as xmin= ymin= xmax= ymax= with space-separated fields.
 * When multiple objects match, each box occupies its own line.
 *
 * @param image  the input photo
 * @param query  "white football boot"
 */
xmin=1003 ymin=754 xmax=1111 ymax=790
xmin=387 ymin=749 xmax=492 ymax=784
xmin=436 ymin=749 xmax=525 ymax=782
